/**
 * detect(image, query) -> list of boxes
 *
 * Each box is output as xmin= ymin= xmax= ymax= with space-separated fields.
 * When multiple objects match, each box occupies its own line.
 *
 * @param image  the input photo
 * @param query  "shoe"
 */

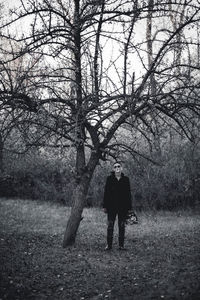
xmin=119 ymin=246 xmax=127 ymax=250
xmin=104 ymin=246 xmax=112 ymax=251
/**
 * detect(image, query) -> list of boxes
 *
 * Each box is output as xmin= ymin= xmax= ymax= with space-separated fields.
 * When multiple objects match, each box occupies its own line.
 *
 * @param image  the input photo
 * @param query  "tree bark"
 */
xmin=0 ymin=133 xmax=3 ymax=174
xmin=63 ymin=153 xmax=99 ymax=247
xmin=62 ymin=181 xmax=88 ymax=246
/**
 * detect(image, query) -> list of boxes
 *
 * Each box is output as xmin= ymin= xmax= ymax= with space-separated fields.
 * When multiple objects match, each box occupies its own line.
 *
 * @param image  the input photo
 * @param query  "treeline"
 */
xmin=0 ymin=134 xmax=199 ymax=211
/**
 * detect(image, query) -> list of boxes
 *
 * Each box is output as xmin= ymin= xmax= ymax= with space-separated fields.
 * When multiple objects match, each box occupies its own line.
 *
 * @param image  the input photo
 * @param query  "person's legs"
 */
xmin=106 ymin=210 xmax=117 ymax=249
xmin=118 ymin=211 xmax=127 ymax=248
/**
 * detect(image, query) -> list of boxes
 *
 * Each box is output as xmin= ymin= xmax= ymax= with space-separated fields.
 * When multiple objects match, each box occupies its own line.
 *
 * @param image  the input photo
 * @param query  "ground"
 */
xmin=0 ymin=198 xmax=200 ymax=300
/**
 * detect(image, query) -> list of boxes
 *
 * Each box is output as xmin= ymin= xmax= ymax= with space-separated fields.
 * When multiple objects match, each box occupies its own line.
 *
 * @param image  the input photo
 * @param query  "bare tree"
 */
xmin=0 ymin=0 xmax=200 ymax=246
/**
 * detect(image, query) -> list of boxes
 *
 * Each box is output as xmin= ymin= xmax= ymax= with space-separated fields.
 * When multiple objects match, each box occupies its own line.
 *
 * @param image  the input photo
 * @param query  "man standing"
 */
xmin=103 ymin=162 xmax=132 ymax=250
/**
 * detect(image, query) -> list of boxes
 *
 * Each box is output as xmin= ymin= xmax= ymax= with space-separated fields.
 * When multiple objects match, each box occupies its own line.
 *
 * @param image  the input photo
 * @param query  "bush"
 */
xmin=1 ymin=137 xmax=199 ymax=210
xmin=1 ymin=148 xmax=75 ymax=204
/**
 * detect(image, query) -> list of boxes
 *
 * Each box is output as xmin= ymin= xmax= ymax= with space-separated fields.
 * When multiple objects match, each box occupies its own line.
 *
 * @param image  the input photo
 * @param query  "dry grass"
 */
xmin=0 ymin=198 xmax=200 ymax=300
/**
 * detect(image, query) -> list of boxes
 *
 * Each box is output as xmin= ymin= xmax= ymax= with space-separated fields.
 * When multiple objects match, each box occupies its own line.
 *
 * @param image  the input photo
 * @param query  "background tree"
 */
xmin=0 ymin=0 xmax=200 ymax=246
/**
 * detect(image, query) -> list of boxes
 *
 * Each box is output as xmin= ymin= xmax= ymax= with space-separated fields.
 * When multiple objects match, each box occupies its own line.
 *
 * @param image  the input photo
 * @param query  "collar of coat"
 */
xmin=111 ymin=171 xmax=125 ymax=177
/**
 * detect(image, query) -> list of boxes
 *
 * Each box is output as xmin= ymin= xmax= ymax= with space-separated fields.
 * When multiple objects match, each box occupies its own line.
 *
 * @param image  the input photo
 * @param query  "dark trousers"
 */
xmin=107 ymin=210 xmax=127 ymax=248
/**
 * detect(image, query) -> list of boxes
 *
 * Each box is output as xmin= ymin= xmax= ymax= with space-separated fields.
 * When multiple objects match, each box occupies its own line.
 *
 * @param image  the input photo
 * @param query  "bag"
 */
xmin=125 ymin=210 xmax=138 ymax=225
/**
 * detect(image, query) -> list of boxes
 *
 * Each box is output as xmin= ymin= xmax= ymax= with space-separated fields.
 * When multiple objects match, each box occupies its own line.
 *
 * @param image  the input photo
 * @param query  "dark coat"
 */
xmin=103 ymin=172 xmax=132 ymax=213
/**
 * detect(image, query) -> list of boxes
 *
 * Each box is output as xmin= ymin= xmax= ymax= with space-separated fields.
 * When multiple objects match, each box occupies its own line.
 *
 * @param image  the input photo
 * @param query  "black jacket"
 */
xmin=103 ymin=172 xmax=132 ymax=213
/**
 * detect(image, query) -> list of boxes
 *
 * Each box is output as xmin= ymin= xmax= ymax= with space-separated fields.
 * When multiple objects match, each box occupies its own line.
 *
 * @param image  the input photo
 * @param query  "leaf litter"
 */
xmin=0 ymin=199 xmax=200 ymax=300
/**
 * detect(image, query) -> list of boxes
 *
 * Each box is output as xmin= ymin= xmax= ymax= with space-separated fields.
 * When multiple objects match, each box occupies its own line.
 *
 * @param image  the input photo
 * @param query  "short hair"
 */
xmin=113 ymin=161 xmax=122 ymax=166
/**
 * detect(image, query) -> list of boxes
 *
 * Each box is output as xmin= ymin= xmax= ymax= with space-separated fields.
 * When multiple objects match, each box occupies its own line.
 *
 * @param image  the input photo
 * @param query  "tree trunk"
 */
xmin=63 ymin=153 xmax=99 ymax=247
xmin=0 ymin=133 xmax=3 ymax=174
xmin=62 ymin=181 xmax=88 ymax=246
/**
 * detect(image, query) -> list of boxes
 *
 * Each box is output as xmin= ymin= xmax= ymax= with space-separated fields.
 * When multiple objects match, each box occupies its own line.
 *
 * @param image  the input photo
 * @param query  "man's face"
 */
xmin=113 ymin=163 xmax=122 ymax=176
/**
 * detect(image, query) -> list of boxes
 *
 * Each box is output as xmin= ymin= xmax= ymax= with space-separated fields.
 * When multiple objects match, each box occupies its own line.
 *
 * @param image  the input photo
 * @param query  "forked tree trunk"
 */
xmin=63 ymin=154 xmax=98 ymax=247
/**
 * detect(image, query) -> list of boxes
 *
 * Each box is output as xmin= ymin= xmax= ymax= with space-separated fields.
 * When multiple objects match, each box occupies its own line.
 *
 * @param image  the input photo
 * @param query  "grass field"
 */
xmin=0 ymin=198 xmax=200 ymax=300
